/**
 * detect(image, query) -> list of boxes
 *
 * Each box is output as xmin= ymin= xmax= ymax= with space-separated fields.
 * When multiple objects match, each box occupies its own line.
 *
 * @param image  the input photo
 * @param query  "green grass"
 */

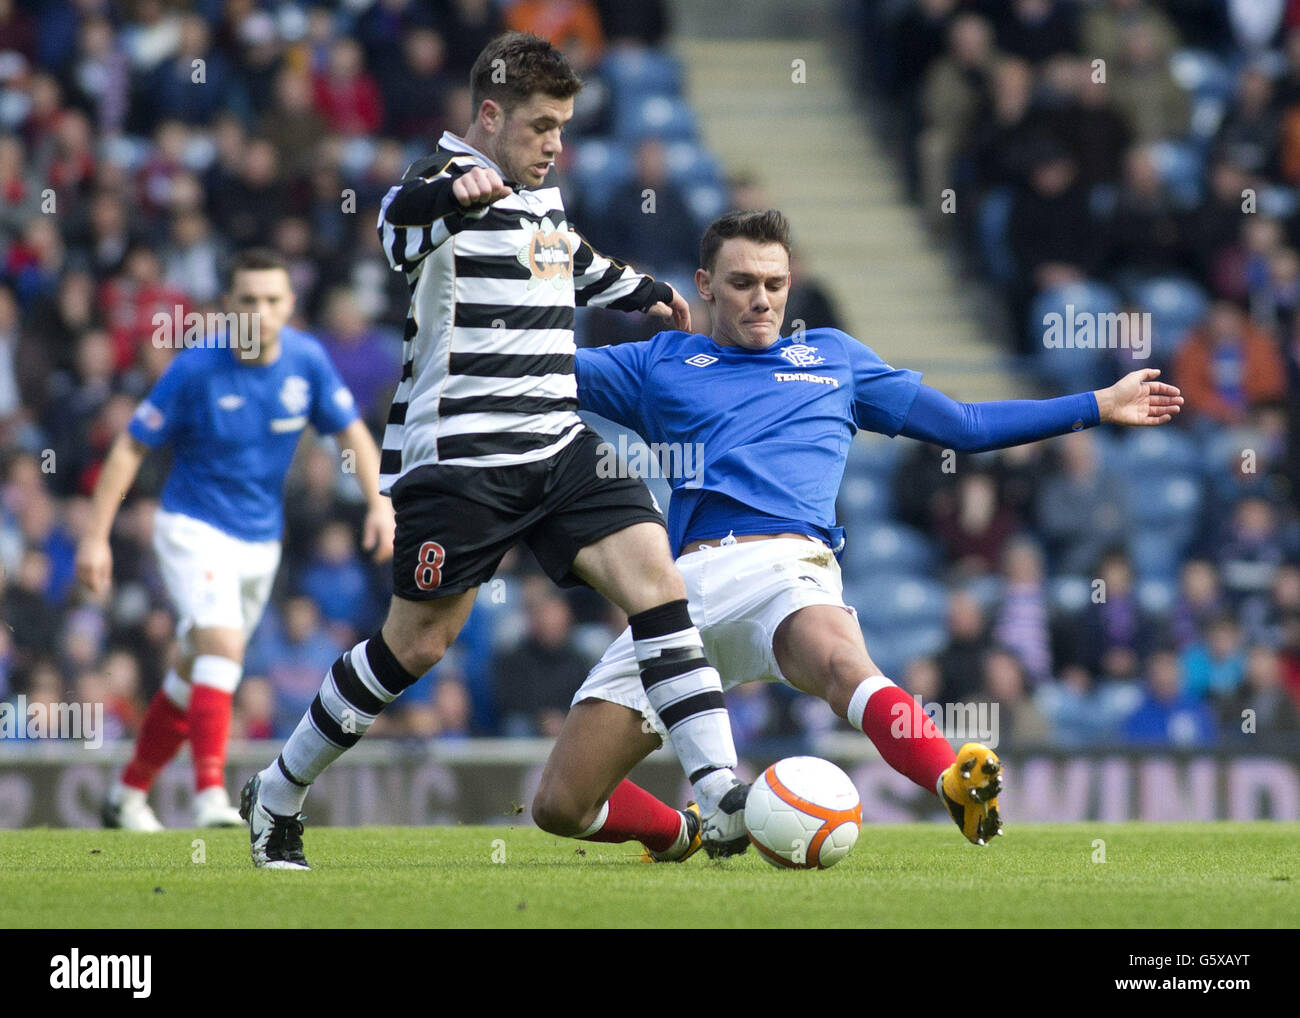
xmin=1 ymin=823 xmax=1296 ymax=928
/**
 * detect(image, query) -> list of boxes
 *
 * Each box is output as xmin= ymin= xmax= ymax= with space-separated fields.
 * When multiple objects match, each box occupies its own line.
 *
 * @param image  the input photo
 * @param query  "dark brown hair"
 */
xmin=469 ymin=32 xmax=582 ymax=118
xmin=226 ymin=247 xmax=288 ymax=288
xmin=700 ymin=209 xmax=791 ymax=272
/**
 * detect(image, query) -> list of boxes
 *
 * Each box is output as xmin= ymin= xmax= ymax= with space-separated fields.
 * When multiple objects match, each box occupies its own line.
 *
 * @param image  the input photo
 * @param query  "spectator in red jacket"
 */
xmin=1173 ymin=299 xmax=1286 ymax=425
xmin=312 ymin=37 xmax=383 ymax=136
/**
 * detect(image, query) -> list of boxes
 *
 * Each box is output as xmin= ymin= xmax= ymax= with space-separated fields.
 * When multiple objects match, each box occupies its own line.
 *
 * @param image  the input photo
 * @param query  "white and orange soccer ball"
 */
xmin=744 ymin=756 xmax=862 ymax=869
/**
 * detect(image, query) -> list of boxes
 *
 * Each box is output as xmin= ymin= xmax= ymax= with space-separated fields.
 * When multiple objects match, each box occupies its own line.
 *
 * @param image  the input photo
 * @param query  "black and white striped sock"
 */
xmin=258 ymin=631 xmax=419 ymax=816
xmin=630 ymin=600 xmax=738 ymax=815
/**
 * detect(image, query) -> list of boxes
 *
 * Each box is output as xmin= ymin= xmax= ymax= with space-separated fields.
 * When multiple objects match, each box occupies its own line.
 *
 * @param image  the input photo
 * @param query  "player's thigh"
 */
xmin=190 ymin=626 xmax=246 ymax=663
xmin=773 ymin=604 xmax=878 ymax=716
xmin=533 ymin=699 xmax=660 ymax=834
xmin=381 ymin=589 xmax=479 ymax=677
xmin=569 ymin=522 xmax=684 ymax=615
xmin=527 ymin=428 xmax=677 ymax=614
xmin=152 ymin=509 xmax=247 ymax=656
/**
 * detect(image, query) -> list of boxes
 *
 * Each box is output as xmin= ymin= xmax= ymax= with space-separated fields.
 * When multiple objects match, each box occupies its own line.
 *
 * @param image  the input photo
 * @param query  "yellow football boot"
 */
xmin=939 ymin=743 xmax=1004 ymax=846
xmin=641 ymin=802 xmax=703 ymax=863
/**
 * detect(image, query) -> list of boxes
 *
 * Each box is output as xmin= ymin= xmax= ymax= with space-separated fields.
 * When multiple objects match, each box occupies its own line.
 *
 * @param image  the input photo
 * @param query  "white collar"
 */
xmin=439 ymin=131 xmax=506 ymax=178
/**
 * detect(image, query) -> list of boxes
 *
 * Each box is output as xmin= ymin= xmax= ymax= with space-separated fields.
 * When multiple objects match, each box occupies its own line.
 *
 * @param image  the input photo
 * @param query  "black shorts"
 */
xmin=390 ymin=426 xmax=665 ymax=600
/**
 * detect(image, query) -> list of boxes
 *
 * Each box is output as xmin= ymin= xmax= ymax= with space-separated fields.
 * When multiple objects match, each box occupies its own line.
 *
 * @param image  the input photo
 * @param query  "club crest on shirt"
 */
xmin=279 ymin=375 xmax=310 ymax=415
xmin=780 ymin=344 xmax=825 ymax=368
xmin=516 ymin=216 xmax=573 ymax=290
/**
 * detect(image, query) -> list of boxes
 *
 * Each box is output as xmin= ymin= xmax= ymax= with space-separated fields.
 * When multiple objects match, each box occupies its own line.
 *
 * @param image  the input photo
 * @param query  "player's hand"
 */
xmin=76 ymin=537 xmax=113 ymax=595
xmin=1095 ymin=368 xmax=1184 ymax=426
xmin=452 ymin=167 xmax=512 ymax=208
xmin=362 ymin=502 xmax=396 ymax=563
xmin=645 ymin=285 xmax=692 ymax=332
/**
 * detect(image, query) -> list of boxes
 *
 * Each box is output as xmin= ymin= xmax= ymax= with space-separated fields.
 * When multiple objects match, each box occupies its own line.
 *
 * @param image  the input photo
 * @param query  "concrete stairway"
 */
xmin=671 ymin=32 xmax=1022 ymax=399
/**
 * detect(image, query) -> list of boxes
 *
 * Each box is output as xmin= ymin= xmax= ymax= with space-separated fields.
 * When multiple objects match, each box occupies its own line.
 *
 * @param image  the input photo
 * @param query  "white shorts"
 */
xmin=573 ymin=536 xmax=853 ymax=741
xmin=152 ymin=508 xmax=282 ymax=655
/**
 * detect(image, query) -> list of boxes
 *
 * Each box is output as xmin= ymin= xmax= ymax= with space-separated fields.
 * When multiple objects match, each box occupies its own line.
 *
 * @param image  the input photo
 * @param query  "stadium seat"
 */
xmin=570 ymin=139 xmax=636 ymax=209
xmin=841 ymin=522 xmax=936 ymax=576
xmin=858 ymin=623 xmax=948 ymax=678
xmin=1128 ymin=529 xmax=1186 ymax=582
xmin=614 ymin=94 xmax=698 ymax=141
xmin=1049 ymin=575 xmax=1093 ymax=615
xmin=684 ymin=180 xmax=729 ymax=230
xmin=599 ymin=48 xmax=683 ymax=102
xmin=1127 ymin=473 xmax=1203 ymax=544
xmin=836 ymin=473 xmax=893 ymax=523
xmin=843 ymin=433 xmax=903 ymax=480
xmin=1147 ymin=141 xmax=1205 ymax=206
xmin=1112 ymin=426 xmax=1202 ymax=476
xmin=1137 ymin=576 xmax=1177 ymax=618
xmin=1125 ymin=275 xmax=1208 ymax=361
xmin=1168 ymin=49 xmax=1237 ymax=101
xmin=663 ymin=140 xmax=724 ymax=187
xmin=1030 ymin=280 xmax=1123 ymax=394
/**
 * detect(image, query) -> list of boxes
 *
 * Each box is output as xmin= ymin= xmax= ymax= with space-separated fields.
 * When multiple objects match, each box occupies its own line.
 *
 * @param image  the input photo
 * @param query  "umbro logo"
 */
xmin=217 ymin=394 xmax=245 ymax=411
xmin=685 ymin=354 xmax=717 ymax=367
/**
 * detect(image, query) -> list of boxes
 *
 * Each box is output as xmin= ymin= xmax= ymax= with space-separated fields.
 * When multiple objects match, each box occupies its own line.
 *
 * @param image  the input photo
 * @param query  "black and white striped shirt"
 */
xmin=376 ymin=131 xmax=664 ymax=488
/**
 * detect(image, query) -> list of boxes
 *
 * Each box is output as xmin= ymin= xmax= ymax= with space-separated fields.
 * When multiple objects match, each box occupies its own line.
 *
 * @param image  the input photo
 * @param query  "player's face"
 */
xmin=225 ymin=268 xmax=295 ymax=359
xmin=487 ymin=93 xmax=573 ymax=188
xmin=696 ymin=240 xmax=790 ymax=350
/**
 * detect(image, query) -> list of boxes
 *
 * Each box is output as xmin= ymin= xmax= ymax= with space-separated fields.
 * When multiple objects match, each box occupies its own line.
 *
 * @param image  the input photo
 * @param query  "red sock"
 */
xmin=189 ymin=684 xmax=233 ymax=791
xmin=580 ymin=780 xmax=684 ymax=852
xmin=853 ymin=683 xmax=956 ymax=793
xmin=121 ymin=689 xmax=191 ymax=791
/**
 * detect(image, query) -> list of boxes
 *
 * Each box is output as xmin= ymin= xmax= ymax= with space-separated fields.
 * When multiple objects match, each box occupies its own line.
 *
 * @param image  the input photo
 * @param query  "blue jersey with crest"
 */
xmin=575 ymin=328 xmax=922 ymax=555
xmin=128 ymin=326 xmax=359 ymax=542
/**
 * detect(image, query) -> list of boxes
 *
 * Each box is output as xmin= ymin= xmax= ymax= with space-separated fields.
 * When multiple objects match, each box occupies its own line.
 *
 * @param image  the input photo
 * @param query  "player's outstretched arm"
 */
xmin=76 ymin=432 xmax=148 ymax=594
xmin=335 ymin=418 xmax=394 ymax=563
xmin=895 ymin=369 xmax=1183 ymax=453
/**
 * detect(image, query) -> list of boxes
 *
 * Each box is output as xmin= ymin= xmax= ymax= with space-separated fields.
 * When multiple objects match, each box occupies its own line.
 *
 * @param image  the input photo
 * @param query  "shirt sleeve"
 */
xmin=575 ymin=340 xmax=653 ymax=432
xmin=898 ymin=384 xmax=1101 ymax=452
xmin=569 ymin=226 xmax=661 ymax=311
xmin=127 ymin=354 xmax=189 ymax=448
xmin=844 ymin=332 xmax=924 ymax=436
xmin=308 ymin=345 xmax=361 ymax=435
xmin=376 ymin=154 xmax=487 ymax=273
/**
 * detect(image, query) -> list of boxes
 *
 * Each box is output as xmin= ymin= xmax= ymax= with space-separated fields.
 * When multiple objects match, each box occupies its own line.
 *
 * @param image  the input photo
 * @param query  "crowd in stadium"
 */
xmin=1 ymin=0 xmax=1297 ymax=757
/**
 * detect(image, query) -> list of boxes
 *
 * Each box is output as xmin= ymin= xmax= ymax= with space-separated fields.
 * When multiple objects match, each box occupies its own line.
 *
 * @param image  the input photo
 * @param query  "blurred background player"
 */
xmin=531 ymin=209 xmax=1183 ymax=857
xmin=241 ymin=32 xmax=745 ymax=869
xmin=77 ymin=248 xmax=392 ymax=830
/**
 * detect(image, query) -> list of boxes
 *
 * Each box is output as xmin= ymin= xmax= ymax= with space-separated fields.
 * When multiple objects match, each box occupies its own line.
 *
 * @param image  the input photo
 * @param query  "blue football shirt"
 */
xmin=576 ymin=328 xmax=922 ymax=555
xmin=128 ymin=326 xmax=360 ymax=542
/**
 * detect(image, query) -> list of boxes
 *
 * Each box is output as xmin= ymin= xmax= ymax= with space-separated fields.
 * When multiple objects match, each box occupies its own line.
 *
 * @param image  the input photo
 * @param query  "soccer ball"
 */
xmin=745 ymin=756 xmax=861 ymax=869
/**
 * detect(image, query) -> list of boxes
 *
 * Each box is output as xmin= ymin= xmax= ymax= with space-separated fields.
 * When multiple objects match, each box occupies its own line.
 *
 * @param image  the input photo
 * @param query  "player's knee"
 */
xmin=530 ymin=787 xmax=589 ymax=837
xmin=823 ymin=641 xmax=873 ymax=716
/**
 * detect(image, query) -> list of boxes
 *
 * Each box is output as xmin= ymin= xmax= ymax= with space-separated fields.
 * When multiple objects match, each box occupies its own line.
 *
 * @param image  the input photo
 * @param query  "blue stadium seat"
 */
xmin=1030 ymin=280 xmax=1123 ymax=394
xmin=1128 ymin=529 xmax=1186 ymax=582
xmin=684 ymin=180 xmax=729 ymax=230
xmin=843 ymin=433 xmax=903 ymax=480
xmin=599 ymin=48 xmax=683 ymax=102
xmin=663 ymin=140 xmax=723 ymax=187
xmin=614 ymin=94 xmax=698 ymax=141
xmin=836 ymin=474 xmax=893 ymax=524
xmin=841 ymin=522 xmax=936 ymax=576
xmin=1111 ymin=426 xmax=1202 ymax=476
xmin=1169 ymin=49 xmax=1237 ymax=101
xmin=1126 ymin=275 xmax=1208 ymax=361
xmin=1049 ymin=575 xmax=1093 ymax=615
xmin=1138 ymin=576 xmax=1177 ymax=618
xmin=1127 ymin=472 xmax=1202 ymax=542
xmin=570 ymin=139 xmax=635 ymax=209
xmin=1147 ymin=140 xmax=1205 ymax=206
xmin=858 ymin=623 xmax=948 ymax=677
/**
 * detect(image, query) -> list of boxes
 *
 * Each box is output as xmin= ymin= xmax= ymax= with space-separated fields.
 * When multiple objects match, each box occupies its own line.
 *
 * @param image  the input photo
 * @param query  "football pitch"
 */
xmin=2 ymin=822 xmax=1295 ymax=929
